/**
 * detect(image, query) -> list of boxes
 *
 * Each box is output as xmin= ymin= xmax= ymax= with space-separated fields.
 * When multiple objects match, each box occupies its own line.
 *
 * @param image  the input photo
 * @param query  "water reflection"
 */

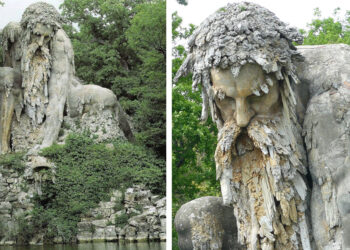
xmin=0 ymin=242 xmax=166 ymax=250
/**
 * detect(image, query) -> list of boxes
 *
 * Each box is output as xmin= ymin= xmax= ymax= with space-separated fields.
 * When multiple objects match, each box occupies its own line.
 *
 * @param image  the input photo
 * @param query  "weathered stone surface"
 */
xmin=296 ymin=44 xmax=350 ymax=98
xmin=299 ymin=44 xmax=350 ymax=250
xmin=76 ymin=185 xmax=165 ymax=243
xmin=0 ymin=67 xmax=22 ymax=154
xmin=105 ymin=225 xmax=118 ymax=241
xmin=91 ymin=219 xmax=109 ymax=228
xmin=175 ymin=196 xmax=241 ymax=250
xmin=76 ymin=232 xmax=92 ymax=243
xmin=92 ymin=228 xmax=105 ymax=241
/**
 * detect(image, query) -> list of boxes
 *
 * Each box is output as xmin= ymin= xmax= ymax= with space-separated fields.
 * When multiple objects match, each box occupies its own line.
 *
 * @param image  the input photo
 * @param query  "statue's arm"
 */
xmin=41 ymin=29 xmax=74 ymax=148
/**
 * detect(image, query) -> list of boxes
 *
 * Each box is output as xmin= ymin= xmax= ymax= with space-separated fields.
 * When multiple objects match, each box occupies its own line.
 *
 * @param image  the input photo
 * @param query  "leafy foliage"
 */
xmin=29 ymin=133 xmax=164 ymax=242
xmin=172 ymin=13 xmax=220 ymax=249
xmin=301 ymin=8 xmax=350 ymax=45
xmin=60 ymin=0 xmax=166 ymax=157
xmin=115 ymin=213 xmax=129 ymax=227
xmin=125 ymin=0 xmax=166 ymax=155
xmin=0 ymin=152 xmax=25 ymax=174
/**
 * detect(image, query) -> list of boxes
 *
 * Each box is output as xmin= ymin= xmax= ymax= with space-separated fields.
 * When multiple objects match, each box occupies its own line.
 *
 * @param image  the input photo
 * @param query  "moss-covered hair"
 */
xmin=20 ymin=2 xmax=64 ymax=31
xmin=174 ymin=2 xmax=303 ymax=128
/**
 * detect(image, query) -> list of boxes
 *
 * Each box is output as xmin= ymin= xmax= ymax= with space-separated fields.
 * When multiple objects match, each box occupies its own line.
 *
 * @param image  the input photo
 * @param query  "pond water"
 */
xmin=0 ymin=242 xmax=166 ymax=250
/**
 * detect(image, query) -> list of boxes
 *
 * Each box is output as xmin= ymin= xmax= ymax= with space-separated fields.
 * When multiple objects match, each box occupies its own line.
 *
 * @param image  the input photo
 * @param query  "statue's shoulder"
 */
xmin=1 ymin=22 xmax=22 ymax=46
xmin=51 ymin=29 xmax=74 ymax=63
xmin=54 ymin=29 xmax=71 ymax=45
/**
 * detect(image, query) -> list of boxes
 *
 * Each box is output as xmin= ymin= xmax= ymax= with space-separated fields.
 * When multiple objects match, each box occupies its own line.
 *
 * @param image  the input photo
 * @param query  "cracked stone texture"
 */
xmin=297 ymin=44 xmax=350 ymax=250
xmin=175 ymin=196 xmax=242 ymax=250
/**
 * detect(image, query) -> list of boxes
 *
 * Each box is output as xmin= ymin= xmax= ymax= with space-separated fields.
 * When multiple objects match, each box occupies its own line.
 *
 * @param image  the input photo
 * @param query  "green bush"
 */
xmin=29 ymin=133 xmax=164 ymax=242
xmin=114 ymin=200 xmax=124 ymax=211
xmin=115 ymin=213 xmax=129 ymax=228
xmin=0 ymin=219 xmax=6 ymax=239
xmin=14 ymin=215 xmax=35 ymax=244
xmin=0 ymin=152 xmax=25 ymax=174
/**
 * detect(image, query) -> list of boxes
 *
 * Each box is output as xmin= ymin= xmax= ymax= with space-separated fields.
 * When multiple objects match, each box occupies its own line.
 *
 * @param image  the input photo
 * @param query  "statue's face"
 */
xmin=210 ymin=64 xmax=280 ymax=127
xmin=31 ymin=23 xmax=53 ymax=47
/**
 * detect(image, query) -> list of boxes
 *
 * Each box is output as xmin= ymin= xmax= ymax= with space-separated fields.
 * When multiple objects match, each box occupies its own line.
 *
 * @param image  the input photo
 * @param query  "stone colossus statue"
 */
xmin=175 ymin=2 xmax=311 ymax=249
xmin=0 ymin=2 xmax=133 ymax=154
xmin=20 ymin=2 xmax=74 ymax=148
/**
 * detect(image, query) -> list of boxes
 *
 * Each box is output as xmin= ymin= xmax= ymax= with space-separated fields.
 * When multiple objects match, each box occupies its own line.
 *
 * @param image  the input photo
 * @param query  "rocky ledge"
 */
xmin=75 ymin=185 xmax=166 ymax=243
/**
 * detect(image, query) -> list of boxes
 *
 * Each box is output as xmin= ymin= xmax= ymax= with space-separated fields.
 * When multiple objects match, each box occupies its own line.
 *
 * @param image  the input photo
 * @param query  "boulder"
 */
xmin=175 ymin=196 xmax=242 ymax=250
xmin=92 ymin=228 xmax=105 ymax=241
xmin=77 ymin=232 xmax=92 ymax=243
xmin=105 ymin=225 xmax=118 ymax=241
xmin=91 ymin=219 xmax=108 ymax=228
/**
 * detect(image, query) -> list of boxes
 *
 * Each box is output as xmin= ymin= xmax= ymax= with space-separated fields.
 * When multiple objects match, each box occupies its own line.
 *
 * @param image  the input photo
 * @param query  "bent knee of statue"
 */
xmin=66 ymin=78 xmax=134 ymax=141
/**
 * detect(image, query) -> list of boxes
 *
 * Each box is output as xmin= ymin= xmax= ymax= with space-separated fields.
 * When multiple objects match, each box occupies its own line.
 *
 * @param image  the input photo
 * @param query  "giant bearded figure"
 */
xmin=175 ymin=2 xmax=311 ymax=249
xmin=19 ymin=2 xmax=74 ymax=148
xmin=0 ymin=2 xmax=133 ymax=153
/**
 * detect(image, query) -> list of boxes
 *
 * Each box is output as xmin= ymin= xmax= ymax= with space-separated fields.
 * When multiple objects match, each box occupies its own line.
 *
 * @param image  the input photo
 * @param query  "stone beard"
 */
xmin=21 ymin=40 xmax=51 ymax=125
xmin=173 ymin=2 xmax=313 ymax=249
xmin=212 ymin=65 xmax=311 ymax=250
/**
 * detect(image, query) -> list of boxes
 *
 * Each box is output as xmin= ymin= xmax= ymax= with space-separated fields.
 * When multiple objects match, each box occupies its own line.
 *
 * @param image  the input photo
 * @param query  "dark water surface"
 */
xmin=0 ymin=242 xmax=166 ymax=250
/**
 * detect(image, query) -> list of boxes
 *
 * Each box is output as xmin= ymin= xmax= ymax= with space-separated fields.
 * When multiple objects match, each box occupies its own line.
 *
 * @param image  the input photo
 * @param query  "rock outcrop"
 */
xmin=0 ymin=155 xmax=48 ymax=245
xmin=76 ymin=185 xmax=166 ymax=243
xmin=0 ymin=161 xmax=165 ymax=246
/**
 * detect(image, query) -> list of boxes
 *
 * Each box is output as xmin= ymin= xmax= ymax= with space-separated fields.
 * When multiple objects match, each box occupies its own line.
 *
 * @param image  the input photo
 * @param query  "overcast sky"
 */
xmin=0 ymin=0 xmax=63 ymax=29
xmin=2 ymin=0 xmax=350 ymax=30
xmin=171 ymin=0 xmax=350 ymax=30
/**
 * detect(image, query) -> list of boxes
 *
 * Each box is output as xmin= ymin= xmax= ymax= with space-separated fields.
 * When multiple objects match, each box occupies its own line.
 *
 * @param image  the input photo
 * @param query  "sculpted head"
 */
xmin=19 ymin=2 xmax=64 ymax=124
xmin=21 ymin=2 xmax=62 ymax=49
xmin=175 ymin=0 xmax=307 ymax=210
xmin=175 ymin=2 xmax=303 ymax=129
xmin=21 ymin=2 xmax=63 ymax=32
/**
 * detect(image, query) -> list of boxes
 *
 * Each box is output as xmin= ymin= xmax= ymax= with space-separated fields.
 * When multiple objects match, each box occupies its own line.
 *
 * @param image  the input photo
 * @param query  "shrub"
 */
xmin=115 ymin=213 xmax=129 ymax=228
xmin=14 ymin=215 xmax=35 ymax=244
xmin=30 ymin=133 xmax=164 ymax=242
xmin=0 ymin=152 xmax=25 ymax=174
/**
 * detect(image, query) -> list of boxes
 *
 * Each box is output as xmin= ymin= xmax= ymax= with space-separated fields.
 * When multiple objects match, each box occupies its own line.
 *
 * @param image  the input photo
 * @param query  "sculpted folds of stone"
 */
xmin=0 ymin=2 xmax=133 ymax=153
xmin=296 ymin=44 xmax=350 ymax=250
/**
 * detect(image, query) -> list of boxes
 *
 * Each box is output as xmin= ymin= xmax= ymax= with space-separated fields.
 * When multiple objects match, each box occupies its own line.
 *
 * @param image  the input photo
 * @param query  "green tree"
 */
xmin=172 ymin=12 xmax=220 ymax=249
xmin=60 ymin=0 xmax=166 ymax=157
xmin=126 ymin=0 xmax=166 ymax=156
xmin=301 ymin=8 xmax=350 ymax=45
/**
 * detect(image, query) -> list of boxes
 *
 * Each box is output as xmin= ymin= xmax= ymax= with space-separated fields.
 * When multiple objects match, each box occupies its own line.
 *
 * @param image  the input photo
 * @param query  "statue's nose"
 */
xmin=235 ymin=97 xmax=255 ymax=127
xmin=38 ymin=35 xmax=44 ymax=46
